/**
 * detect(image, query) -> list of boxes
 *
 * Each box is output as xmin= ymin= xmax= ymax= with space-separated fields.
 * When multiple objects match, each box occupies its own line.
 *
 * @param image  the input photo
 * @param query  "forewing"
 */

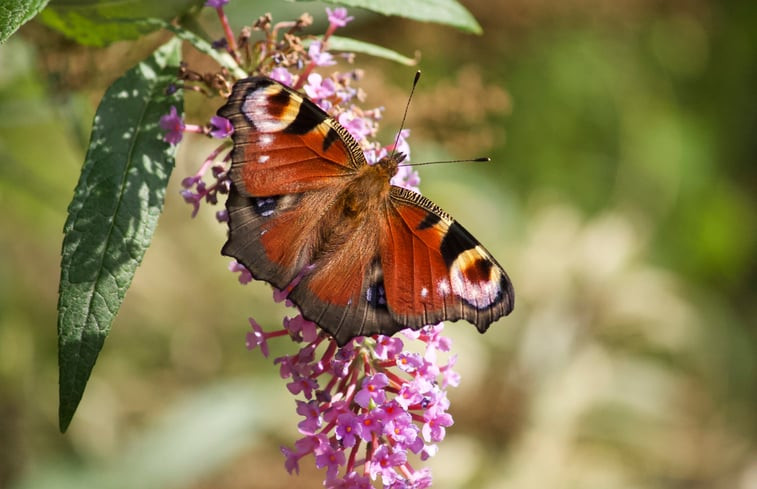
xmin=218 ymin=76 xmax=366 ymax=198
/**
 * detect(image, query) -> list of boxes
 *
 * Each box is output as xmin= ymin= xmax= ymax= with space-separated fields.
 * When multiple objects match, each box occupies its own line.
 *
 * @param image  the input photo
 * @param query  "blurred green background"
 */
xmin=1 ymin=1 xmax=755 ymax=488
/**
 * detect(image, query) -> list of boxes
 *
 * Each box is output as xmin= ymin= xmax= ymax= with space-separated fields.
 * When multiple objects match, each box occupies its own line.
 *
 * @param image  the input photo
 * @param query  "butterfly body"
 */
xmin=219 ymin=76 xmax=514 ymax=346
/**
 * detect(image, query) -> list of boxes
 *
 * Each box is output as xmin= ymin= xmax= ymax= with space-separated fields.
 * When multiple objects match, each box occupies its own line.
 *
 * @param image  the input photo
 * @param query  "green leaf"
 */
xmin=38 ymin=0 xmax=202 ymax=46
xmin=0 ymin=0 xmax=50 ymax=43
xmin=57 ymin=38 xmax=183 ymax=432
xmin=296 ymin=0 xmax=482 ymax=34
xmin=317 ymin=35 xmax=417 ymax=65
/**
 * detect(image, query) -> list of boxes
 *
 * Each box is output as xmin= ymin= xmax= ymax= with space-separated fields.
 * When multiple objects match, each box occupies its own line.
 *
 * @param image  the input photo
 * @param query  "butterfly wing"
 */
xmin=379 ymin=187 xmax=514 ymax=332
xmin=218 ymin=76 xmax=364 ymax=197
xmin=220 ymin=76 xmax=365 ymax=289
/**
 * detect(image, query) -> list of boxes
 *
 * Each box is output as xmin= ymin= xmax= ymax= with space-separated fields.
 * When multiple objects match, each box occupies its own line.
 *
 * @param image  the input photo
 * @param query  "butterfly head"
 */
xmin=373 ymin=152 xmax=406 ymax=180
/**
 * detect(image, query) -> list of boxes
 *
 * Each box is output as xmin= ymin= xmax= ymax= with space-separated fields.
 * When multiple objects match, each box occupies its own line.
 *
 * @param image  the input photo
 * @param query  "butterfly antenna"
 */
xmin=390 ymin=70 xmax=422 ymax=160
xmin=400 ymin=157 xmax=492 ymax=167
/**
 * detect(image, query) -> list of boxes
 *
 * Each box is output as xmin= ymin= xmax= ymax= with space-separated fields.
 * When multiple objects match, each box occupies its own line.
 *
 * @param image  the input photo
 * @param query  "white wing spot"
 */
xmin=420 ymin=287 xmax=429 ymax=298
xmin=259 ymin=134 xmax=274 ymax=146
xmin=437 ymin=279 xmax=451 ymax=296
xmin=258 ymin=154 xmax=270 ymax=164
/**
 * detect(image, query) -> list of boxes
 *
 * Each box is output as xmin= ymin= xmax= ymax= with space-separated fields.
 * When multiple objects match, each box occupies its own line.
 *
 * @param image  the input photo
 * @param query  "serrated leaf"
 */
xmin=295 ymin=0 xmax=482 ymax=34
xmin=316 ymin=35 xmax=417 ymax=65
xmin=0 ymin=0 xmax=50 ymax=43
xmin=58 ymin=38 xmax=183 ymax=432
xmin=38 ymin=0 xmax=202 ymax=46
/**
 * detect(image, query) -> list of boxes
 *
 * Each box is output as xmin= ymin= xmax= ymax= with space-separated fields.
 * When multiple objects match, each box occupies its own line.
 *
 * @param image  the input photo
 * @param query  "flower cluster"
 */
xmin=161 ymin=4 xmax=455 ymax=488
xmin=271 ymin=321 xmax=457 ymax=489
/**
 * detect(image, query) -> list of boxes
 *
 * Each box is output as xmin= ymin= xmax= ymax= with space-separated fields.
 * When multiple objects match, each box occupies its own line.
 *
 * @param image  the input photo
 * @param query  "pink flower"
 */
xmin=304 ymin=73 xmax=338 ymax=107
xmin=284 ymin=315 xmax=319 ymax=342
xmin=159 ymin=106 xmax=185 ymax=144
xmin=357 ymin=407 xmax=386 ymax=441
xmin=208 ymin=115 xmax=233 ymax=138
xmin=327 ymin=7 xmax=354 ymax=28
xmin=245 ymin=318 xmax=269 ymax=357
xmin=441 ymin=354 xmax=461 ymax=387
xmin=422 ymin=408 xmax=453 ymax=443
xmin=396 ymin=352 xmax=424 ymax=373
xmin=180 ymin=188 xmax=200 ymax=217
xmin=309 ymin=41 xmax=336 ymax=66
xmin=335 ymin=411 xmax=361 ymax=447
xmin=287 ymin=374 xmax=318 ymax=398
xmin=368 ymin=445 xmax=407 ymax=485
xmin=374 ymin=335 xmax=403 ymax=360
xmin=176 ymin=141 xmax=230 ymax=217
xmin=354 ymin=373 xmax=389 ymax=408
xmin=315 ymin=438 xmax=346 ymax=480
xmin=395 ymin=376 xmax=432 ymax=410
xmin=296 ymin=400 xmax=322 ymax=434
xmin=228 ymin=261 xmax=252 ymax=284
xmin=384 ymin=411 xmax=419 ymax=447
xmin=338 ymin=111 xmax=371 ymax=141
xmin=270 ymin=67 xmax=295 ymax=86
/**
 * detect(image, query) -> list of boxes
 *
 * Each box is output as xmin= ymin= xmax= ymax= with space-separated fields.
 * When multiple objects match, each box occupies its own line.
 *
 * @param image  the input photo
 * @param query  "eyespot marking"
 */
xmin=366 ymin=281 xmax=388 ymax=309
xmin=253 ymin=196 xmax=277 ymax=217
xmin=242 ymin=85 xmax=300 ymax=132
xmin=449 ymin=246 xmax=503 ymax=309
xmin=364 ymin=259 xmax=388 ymax=310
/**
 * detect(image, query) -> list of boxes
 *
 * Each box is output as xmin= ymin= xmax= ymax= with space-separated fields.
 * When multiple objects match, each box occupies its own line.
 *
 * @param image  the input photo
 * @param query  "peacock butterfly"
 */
xmin=218 ymin=76 xmax=514 ymax=346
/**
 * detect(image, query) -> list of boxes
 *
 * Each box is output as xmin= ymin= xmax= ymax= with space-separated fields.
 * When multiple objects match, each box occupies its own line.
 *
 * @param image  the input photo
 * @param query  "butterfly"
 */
xmin=218 ymin=76 xmax=514 ymax=346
